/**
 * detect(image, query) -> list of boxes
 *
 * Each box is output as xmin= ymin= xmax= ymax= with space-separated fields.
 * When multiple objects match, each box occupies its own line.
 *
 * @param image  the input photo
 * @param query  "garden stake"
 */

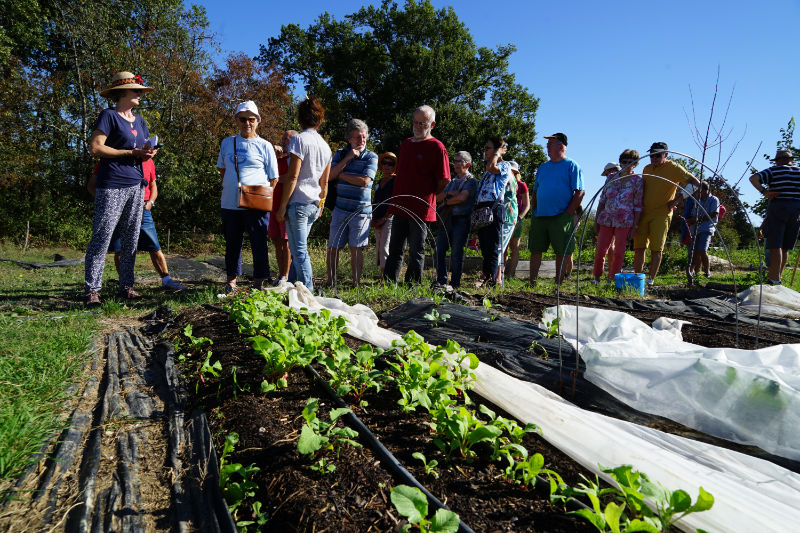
xmin=791 ymin=250 xmax=800 ymax=286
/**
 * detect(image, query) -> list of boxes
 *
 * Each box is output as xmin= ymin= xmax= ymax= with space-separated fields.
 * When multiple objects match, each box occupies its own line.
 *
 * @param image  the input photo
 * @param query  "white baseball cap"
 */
xmin=234 ymin=100 xmax=261 ymax=121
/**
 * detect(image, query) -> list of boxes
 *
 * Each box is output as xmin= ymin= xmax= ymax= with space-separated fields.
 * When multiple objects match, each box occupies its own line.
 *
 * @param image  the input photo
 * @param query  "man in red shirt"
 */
xmin=384 ymin=105 xmax=450 ymax=283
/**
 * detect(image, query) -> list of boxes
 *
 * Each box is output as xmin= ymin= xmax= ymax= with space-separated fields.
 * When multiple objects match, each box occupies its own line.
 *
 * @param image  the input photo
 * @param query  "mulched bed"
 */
xmin=174 ymin=286 xmax=797 ymax=530
xmin=177 ymin=303 xmax=598 ymax=532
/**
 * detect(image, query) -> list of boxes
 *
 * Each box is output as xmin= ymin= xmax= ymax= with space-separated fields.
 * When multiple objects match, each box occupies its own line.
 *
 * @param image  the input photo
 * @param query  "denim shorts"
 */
xmin=328 ymin=208 xmax=371 ymax=248
xmin=688 ymin=231 xmax=713 ymax=253
xmin=108 ymin=208 xmax=160 ymax=253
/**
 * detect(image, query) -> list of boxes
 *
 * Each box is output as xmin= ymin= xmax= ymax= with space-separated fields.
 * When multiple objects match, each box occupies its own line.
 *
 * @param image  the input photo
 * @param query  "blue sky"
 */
xmin=193 ymin=0 xmax=799 ymax=218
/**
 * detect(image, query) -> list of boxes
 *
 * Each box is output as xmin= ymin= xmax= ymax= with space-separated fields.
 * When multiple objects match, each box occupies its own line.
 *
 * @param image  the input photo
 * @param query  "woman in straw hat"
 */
xmin=84 ymin=71 xmax=157 ymax=305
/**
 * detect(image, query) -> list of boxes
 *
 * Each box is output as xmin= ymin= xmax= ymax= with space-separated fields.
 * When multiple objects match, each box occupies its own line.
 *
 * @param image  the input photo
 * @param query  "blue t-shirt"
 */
xmin=475 ymin=162 xmax=513 ymax=204
xmin=93 ymin=108 xmax=150 ymax=189
xmin=331 ymin=147 xmax=378 ymax=214
xmin=683 ymin=194 xmax=720 ymax=234
xmin=533 ymin=158 xmax=583 ymax=217
xmin=439 ymin=173 xmax=478 ymax=216
xmin=217 ymin=135 xmax=279 ymax=210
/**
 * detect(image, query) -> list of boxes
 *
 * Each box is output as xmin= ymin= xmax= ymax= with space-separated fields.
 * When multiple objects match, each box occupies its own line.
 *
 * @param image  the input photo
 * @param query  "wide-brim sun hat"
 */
xmin=771 ymin=149 xmax=794 ymax=162
xmin=379 ymin=151 xmax=398 ymax=164
xmin=234 ymin=100 xmax=261 ymax=121
xmin=99 ymin=71 xmax=154 ymax=98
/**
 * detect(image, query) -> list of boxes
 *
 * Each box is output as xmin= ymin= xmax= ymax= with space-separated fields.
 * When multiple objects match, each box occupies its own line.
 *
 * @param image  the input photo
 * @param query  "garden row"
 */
xmin=177 ymin=290 xmax=713 ymax=532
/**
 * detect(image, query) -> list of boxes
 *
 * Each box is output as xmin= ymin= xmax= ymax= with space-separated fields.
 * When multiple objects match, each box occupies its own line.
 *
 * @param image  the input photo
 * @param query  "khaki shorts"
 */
xmin=634 ymin=212 xmax=671 ymax=252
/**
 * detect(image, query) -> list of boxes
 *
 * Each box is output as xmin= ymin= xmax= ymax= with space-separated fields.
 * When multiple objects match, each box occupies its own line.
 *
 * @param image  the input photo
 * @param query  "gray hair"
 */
xmin=414 ymin=105 xmax=435 ymax=123
xmin=345 ymin=118 xmax=368 ymax=139
xmin=454 ymin=151 xmax=472 ymax=165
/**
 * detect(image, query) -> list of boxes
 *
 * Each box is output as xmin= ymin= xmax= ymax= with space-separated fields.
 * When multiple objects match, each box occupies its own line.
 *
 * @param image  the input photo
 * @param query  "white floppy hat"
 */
xmin=234 ymin=100 xmax=261 ymax=121
xmin=603 ymin=162 xmax=621 ymax=173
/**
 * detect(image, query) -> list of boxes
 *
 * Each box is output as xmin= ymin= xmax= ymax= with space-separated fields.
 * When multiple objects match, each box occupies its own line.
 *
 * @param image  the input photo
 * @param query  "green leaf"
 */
xmin=569 ymin=508 xmax=606 ymax=531
xmin=390 ymin=485 xmax=427 ymax=524
xmin=624 ymin=519 xmax=661 ymax=533
xmin=467 ymin=424 xmax=502 ymax=445
xmin=429 ymin=508 xmax=460 ymax=533
xmin=688 ymin=487 xmax=715 ymax=512
xmin=603 ymin=502 xmax=625 ymax=533
xmin=297 ymin=424 xmax=325 ymax=456
xmin=329 ymin=407 xmax=352 ymax=423
xmin=669 ymin=489 xmax=692 ymax=512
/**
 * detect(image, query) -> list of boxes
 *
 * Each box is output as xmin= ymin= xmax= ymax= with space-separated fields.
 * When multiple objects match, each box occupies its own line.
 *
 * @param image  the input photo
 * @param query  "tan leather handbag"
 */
xmin=234 ymin=136 xmax=273 ymax=211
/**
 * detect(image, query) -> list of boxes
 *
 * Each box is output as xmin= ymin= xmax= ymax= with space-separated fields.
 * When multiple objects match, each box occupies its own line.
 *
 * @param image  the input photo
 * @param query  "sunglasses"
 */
xmin=238 ymin=116 xmax=257 ymax=124
xmin=130 ymin=89 xmax=143 ymax=95
xmin=381 ymin=160 xmax=396 ymax=166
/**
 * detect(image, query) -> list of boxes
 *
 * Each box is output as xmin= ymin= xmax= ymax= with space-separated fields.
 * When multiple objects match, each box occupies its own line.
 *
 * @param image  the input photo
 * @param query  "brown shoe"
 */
xmin=84 ymin=290 xmax=101 ymax=306
xmin=117 ymin=286 xmax=142 ymax=300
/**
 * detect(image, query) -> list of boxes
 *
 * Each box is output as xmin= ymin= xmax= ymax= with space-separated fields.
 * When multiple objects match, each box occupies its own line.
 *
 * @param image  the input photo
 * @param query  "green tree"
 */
xmin=0 ymin=0 xmax=294 ymax=242
xmin=259 ymin=0 xmax=545 ymax=176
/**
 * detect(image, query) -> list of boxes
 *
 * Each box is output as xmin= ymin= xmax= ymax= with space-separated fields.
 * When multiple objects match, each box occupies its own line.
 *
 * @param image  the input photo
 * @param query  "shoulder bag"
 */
xmin=234 ymin=136 xmax=273 ymax=211
xmin=470 ymin=175 xmax=500 ymax=231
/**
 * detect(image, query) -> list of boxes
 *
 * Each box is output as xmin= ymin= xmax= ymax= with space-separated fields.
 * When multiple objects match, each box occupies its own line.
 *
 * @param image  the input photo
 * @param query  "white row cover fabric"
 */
xmin=738 ymin=284 xmax=800 ymax=319
xmin=275 ymin=282 xmax=800 ymax=532
xmin=544 ymin=305 xmax=800 ymax=462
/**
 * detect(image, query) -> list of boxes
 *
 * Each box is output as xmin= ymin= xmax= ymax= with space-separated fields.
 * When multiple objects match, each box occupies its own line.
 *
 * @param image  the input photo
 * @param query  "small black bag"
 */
xmin=470 ymin=201 xmax=496 ymax=231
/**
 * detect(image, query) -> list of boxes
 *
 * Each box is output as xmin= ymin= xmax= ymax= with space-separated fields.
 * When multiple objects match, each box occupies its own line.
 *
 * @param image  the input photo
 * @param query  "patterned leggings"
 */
xmin=84 ymin=185 xmax=144 ymax=293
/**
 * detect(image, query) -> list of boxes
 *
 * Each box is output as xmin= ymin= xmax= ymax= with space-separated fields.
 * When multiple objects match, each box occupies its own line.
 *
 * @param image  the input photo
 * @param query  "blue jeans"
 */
xmin=286 ymin=202 xmax=318 ymax=290
xmin=435 ymin=215 xmax=469 ymax=287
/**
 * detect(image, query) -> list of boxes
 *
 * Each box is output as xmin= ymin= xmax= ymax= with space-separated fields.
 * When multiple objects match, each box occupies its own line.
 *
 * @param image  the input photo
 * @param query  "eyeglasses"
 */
xmin=238 ymin=116 xmax=257 ymax=124
xmin=453 ymin=159 xmax=466 ymax=164
xmin=381 ymin=160 xmax=395 ymax=166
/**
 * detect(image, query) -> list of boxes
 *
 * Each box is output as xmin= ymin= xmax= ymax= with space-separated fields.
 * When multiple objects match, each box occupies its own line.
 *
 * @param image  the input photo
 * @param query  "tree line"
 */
xmin=0 ymin=0 xmax=545 ymax=246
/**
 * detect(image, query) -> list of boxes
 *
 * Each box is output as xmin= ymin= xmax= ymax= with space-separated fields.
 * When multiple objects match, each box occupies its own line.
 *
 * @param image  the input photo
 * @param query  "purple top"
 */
xmin=93 ymin=108 xmax=150 ymax=189
xmin=596 ymin=172 xmax=643 ymax=228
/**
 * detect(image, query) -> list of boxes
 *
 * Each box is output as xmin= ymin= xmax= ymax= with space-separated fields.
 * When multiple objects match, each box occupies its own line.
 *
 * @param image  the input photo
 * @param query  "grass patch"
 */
xmin=0 ymin=313 xmax=97 ymax=481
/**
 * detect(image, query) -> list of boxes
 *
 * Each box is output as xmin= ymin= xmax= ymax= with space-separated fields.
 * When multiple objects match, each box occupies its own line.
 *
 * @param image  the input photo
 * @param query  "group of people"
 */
xmin=83 ymin=71 xmax=800 ymax=305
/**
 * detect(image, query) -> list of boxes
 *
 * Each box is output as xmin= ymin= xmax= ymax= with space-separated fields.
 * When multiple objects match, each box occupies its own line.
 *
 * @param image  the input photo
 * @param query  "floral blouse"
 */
xmin=596 ymin=172 xmax=643 ymax=228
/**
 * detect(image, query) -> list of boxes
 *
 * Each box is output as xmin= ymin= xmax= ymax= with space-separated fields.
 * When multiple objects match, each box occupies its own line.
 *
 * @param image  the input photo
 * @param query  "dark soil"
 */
xmin=177 ymin=304 xmax=598 ymax=532
xmin=174 ymin=288 xmax=799 ymax=531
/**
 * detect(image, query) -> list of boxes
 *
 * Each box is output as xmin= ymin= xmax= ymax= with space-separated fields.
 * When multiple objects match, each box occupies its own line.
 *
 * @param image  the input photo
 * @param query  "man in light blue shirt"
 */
xmin=529 ymin=132 xmax=584 ymax=284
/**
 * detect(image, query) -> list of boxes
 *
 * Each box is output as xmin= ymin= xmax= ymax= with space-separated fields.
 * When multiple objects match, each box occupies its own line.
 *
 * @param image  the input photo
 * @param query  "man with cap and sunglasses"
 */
xmin=529 ymin=132 xmax=584 ymax=284
xmin=750 ymin=149 xmax=800 ymax=284
xmin=633 ymin=142 xmax=699 ymax=286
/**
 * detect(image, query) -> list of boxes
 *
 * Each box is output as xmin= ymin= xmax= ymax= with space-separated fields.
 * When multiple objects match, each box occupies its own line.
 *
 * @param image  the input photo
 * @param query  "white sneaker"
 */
xmin=646 ymin=278 xmax=655 ymax=286
xmin=163 ymin=278 xmax=188 ymax=291
xmin=272 ymin=276 xmax=288 ymax=286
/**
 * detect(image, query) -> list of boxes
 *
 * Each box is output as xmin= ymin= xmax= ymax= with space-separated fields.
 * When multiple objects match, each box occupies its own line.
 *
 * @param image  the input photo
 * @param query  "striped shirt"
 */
xmin=331 ymin=147 xmax=378 ymax=214
xmin=756 ymin=165 xmax=800 ymax=201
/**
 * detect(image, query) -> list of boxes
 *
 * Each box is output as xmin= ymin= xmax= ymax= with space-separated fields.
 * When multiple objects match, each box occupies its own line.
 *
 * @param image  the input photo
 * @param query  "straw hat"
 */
xmin=771 ymin=149 xmax=794 ymax=162
xmin=99 ymin=71 xmax=154 ymax=98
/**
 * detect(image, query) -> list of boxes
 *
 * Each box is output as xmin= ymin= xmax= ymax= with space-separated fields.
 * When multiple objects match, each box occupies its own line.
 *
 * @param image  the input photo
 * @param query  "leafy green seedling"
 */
xmin=296 ymin=397 xmax=361 ymax=474
xmin=543 ymin=317 xmax=560 ymax=339
xmin=412 ymin=452 xmax=440 ymax=479
xmin=482 ymin=297 xmax=499 ymax=322
xmin=423 ymin=308 xmax=450 ymax=326
xmin=390 ymin=485 xmax=459 ymax=533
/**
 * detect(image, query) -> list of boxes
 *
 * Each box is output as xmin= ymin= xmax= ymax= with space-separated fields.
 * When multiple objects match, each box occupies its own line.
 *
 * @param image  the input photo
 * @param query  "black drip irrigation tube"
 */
xmin=304 ymin=365 xmax=592 ymax=530
xmin=304 ymin=364 xmax=475 ymax=533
